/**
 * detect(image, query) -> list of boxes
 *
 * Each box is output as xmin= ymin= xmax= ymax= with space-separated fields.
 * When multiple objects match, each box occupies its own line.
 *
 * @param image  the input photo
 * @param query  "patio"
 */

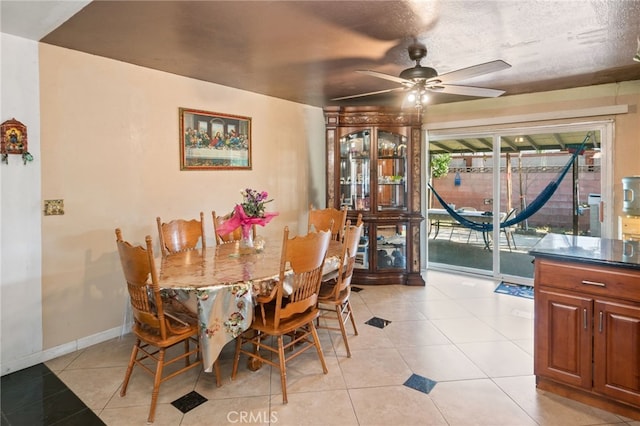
xmin=427 ymin=225 xmax=546 ymax=279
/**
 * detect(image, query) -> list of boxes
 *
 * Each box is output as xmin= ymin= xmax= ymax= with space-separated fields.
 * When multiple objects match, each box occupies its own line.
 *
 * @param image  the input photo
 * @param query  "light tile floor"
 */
xmin=45 ymin=270 xmax=640 ymax=425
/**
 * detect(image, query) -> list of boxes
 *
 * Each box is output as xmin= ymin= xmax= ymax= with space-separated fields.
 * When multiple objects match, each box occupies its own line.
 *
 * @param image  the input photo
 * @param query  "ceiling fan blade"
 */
xmin=432 ymin=60 xmax=511 ymax=85
xmin=429 ymin=84 xmax=506 ymax=97
xmin=356 ymin=70 xmax=412 ymax=85
xmin=331 ymin=87 xmax=404 ymax=101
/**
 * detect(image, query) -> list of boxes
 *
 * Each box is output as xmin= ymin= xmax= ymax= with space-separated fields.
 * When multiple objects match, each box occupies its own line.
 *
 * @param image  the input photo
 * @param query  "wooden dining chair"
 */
xmin=212 ymin=210 xmax=255 ymax=244
xmin=317 ymin=214 xmax=363 ymax=357
xmin=308 ymin=204 xmax=347 ymax=241
xmin=156 ymin=212 xmax=206 ymax=256
xmin=231 ymin=227 xmax=331 ymax=404
xmin=115 ymin=228 xmax=219 ymax=423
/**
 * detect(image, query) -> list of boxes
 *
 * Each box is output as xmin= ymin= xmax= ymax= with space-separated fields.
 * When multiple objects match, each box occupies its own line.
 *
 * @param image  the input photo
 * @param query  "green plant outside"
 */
xmin=430 ymin=153 xmax=451 ymax=179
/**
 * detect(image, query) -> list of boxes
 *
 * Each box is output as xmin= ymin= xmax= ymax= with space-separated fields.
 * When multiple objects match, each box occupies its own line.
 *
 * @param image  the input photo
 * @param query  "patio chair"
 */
xmin=501 ymin=208 xmax=518 ymax=251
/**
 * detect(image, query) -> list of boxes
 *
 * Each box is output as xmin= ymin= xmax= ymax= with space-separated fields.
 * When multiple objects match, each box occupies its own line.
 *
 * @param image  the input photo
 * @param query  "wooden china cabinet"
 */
xmin=324 ymin=106 xmax=424 ymax=286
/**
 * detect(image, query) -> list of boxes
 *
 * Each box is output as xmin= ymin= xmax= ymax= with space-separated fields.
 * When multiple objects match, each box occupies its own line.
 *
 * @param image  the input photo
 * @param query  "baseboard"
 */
xmin=1 ymin=322 xmax=131 ymax=376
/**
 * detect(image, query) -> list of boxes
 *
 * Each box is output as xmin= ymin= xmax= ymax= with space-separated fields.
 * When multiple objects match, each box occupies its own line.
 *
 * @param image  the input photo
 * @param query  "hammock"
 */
xmin=428 ymin=132 xmax=592 ymax=232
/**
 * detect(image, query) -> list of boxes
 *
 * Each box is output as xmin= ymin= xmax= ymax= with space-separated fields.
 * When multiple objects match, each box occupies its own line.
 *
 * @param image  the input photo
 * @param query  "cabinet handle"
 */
xmin=598 ymin=311 xmax=603 ymax=333
xmin=581 ymin=280 xmax=606 ymax=287
xmin=583 ymin=308 xmax=588 ymax=330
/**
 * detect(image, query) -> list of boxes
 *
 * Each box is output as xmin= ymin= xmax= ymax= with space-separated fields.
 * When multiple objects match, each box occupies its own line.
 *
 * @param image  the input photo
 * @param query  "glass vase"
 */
xmin=239 ymin=224 xmax=254 ymax=255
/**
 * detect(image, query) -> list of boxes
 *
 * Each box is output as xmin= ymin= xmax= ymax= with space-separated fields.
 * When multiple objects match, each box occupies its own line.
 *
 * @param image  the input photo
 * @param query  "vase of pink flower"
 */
xmin=216 ymin=188 xmax=279 ymax=254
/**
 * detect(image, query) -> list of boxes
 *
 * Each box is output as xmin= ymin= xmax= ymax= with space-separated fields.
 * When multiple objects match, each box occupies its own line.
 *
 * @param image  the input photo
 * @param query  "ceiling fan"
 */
xmin=332 ymin=42 xmax=511 ymax=108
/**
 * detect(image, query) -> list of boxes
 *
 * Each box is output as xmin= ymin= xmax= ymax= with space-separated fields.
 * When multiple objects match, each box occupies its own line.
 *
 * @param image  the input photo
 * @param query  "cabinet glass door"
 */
xmin=377 ymin=130 xmax=407 ymax=211
xmin=374 ymin=223 xmax=407 ymax=270
xmin=339 ymin=130 xmax=371 ymax=211
xmin=355 ymin=225 xmax=369 ymax=270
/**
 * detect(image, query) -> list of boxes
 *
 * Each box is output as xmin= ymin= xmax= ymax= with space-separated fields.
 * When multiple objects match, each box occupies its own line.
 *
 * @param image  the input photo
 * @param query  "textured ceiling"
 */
xmin=4 ymin=0 xmax=640 ymax=109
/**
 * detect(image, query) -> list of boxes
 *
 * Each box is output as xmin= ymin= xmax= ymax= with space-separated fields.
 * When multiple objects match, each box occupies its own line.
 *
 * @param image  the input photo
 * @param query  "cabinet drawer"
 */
xmin=536 ymin=258 xmax=640 ymax=302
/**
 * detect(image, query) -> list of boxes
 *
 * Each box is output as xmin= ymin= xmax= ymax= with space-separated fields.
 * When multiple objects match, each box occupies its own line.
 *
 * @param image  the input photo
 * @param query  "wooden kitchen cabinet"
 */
xmin=324 ymin=106 xmax=424 ymax=286
xmin=533 ymin=255 xmax=640 ymax=419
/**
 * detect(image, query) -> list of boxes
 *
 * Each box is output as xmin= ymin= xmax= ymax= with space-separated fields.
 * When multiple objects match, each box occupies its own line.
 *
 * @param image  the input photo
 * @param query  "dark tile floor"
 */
xmin=1 ymin=363 xmax=104 ymax=426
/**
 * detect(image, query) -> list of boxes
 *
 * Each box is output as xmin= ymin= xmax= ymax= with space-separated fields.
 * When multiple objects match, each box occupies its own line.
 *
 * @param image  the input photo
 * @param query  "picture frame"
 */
xmin=1 ymin=118 xmax=28 ymax=155
xmin=179 ymin=107 xmax=252 ymax=170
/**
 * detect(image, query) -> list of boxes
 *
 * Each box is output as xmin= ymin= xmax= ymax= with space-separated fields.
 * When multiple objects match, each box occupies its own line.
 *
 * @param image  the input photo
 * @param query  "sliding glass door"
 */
xmin=426 ymin=122 xmax=611 ymax=284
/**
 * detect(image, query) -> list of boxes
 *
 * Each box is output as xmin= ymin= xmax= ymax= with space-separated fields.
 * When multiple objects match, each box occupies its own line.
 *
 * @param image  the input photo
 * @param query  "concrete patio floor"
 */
xmin=427 ymin=227 xmax=546 ymax=279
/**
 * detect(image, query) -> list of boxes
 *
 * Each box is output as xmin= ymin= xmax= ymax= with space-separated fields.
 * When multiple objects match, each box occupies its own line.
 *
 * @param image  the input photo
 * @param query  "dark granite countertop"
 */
xmin=529 ymin=233 xmax=640 ymax=270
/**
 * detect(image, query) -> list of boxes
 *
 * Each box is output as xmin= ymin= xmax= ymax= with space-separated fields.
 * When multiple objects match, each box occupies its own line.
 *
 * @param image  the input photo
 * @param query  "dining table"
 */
xmin=157 ymin=237 xmax=342 ymax=373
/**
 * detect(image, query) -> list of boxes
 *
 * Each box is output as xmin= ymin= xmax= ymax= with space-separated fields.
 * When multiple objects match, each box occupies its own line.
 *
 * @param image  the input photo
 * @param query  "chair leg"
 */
xmin=503 ymin=230 xmax=512 ymax=252
xmin=336 ymin=305 xmax=351 ymax=357
xmin=309 ymin=323 xmax=328 ymax=374
xmin=213 ymin=359 xmax=222 ymax=387
xmin=277 ymin=335 xmax=288 ymax=404
xmin=147 ymin=348 xmax=166 ymax=424
xmin=346 ymin=301 xmax=358 ymax=336
xmin=184 ymin=339 xmax=190 ymax=367
xmin=120 ymin=340 xmax=140 ymax=397
xmin=231 ymin=334 xmax=243 ymax=379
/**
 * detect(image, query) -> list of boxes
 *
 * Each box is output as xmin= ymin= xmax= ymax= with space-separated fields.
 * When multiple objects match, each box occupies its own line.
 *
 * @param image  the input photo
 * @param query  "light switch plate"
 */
xmin=44 ymin=199 xmax=64 ymax=216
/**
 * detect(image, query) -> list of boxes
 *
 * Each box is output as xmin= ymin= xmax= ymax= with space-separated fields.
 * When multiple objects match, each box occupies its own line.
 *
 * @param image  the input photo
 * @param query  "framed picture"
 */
xmin=179 ymin=107 xmax=252 ymax=170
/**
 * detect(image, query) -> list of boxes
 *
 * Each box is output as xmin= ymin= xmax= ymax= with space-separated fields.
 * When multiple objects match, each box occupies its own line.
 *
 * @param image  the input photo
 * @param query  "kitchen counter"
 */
xmin=529 ymin=233 xmax=640 ymax=270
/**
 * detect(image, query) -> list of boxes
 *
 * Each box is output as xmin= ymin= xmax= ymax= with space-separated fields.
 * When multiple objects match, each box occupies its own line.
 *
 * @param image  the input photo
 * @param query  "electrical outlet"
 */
xmin=44 ymin=199 xmax=64 ymax=216
xmin=483 ymin=198 xmax=493 ymax=205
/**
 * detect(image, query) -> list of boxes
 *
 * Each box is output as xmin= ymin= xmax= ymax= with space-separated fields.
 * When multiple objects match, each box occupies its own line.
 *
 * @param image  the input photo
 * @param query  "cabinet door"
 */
xmin=593 ymin=300 xmax=640 ymax=406
xmin=535 ymin=289 xmax=592 ymax=389
xmin=376 ymin=130 xmax=408 ymax=211
xmin=339 ymin=130 xmax=371 ymax=211
xmin=373 ymin=223 xmax=407 ymax=271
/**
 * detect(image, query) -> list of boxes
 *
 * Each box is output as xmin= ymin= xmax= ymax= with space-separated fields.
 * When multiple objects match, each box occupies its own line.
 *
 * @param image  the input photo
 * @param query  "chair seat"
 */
xmin=132 ymin=322 xmax=198 ymax=347
xmin=252 ymin=304 xmax=320 ymax=335
xmin=162 ymin=298 xmax=198 ymax=326
xmin=321 ymin=269 xmax=339 ymax=283
xmin=318 ymin=282 xmax=349 ymax=304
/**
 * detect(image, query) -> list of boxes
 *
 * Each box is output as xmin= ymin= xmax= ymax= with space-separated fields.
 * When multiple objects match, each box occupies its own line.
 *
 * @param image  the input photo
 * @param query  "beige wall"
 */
xmin=424 ymin=80 xmax=640 ymax=226
xmin=39 ymin=44 xmax=325 ymax=349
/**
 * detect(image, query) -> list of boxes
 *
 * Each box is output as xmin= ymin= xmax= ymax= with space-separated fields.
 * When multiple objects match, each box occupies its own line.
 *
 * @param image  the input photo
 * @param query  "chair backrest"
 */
xmin=156 ymin=212 xmax=206 ymax=256
xmin=273 ymin=227 xmax=331 ymax=329
xmin=212 ymin=210 xmax=255 ymax=244
xmin=502 ymin=207 xmax=518 ymax=229
xmin=115 ymin=229 xmax=168 ymax=339
xmin=332 ymin=214 xmax=364 ymax=298
xmin=308 ymin=204 xmax=347 ymax=241
xmin=502 ymin=208 xmax=517 ymax=223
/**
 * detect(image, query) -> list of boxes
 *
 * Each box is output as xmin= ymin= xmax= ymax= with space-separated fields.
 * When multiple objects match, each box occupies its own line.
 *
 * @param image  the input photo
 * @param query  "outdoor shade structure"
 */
xmin=428 ymin=130 xmax=600 ymax=236
xmin=427 ymin=130 xmax=600 ymax=155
